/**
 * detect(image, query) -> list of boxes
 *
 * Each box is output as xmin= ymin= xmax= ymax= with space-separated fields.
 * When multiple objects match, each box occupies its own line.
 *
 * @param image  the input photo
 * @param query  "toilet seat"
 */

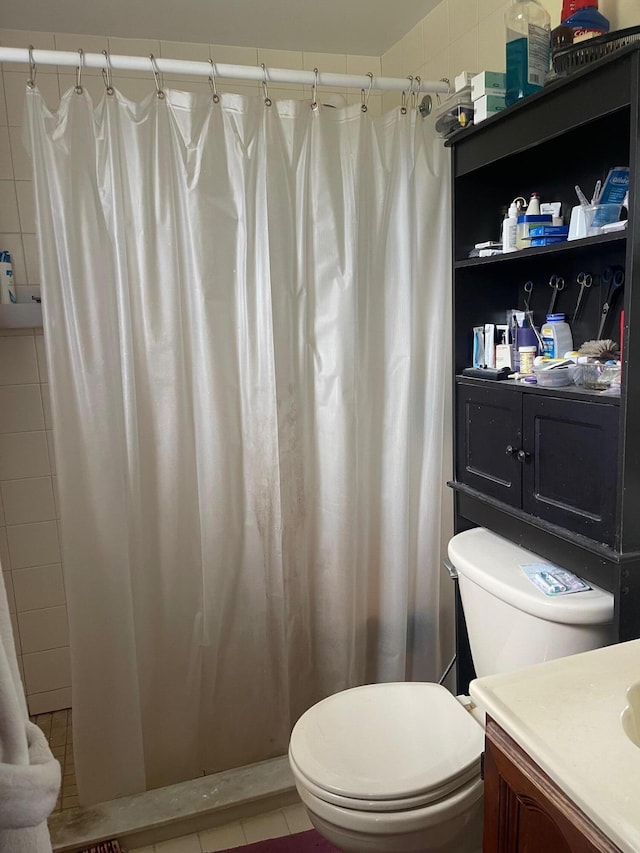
xmin=289 ymin=682 xmax=484 ymax=811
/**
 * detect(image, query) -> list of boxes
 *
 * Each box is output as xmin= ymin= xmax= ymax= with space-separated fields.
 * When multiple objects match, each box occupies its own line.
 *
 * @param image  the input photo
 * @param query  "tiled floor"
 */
xmin=128 ymin=804 xmax=314 ymax=852
xmin=31 ymin=708 xmax=78 ymax=812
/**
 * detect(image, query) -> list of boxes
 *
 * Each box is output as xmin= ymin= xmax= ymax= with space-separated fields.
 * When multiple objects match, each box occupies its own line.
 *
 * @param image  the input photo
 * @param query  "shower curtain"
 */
xmin=25 ymin=83 xmax=451 ymax=805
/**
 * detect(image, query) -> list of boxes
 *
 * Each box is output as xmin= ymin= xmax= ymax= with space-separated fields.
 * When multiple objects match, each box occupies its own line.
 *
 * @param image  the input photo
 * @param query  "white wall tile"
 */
xmin=22 ymin=233 xmax=40 ymax=284
xmin=346 ymin=55 xmax=382 ymax=79
xmin=0 ymin=181 xmax=20 ymax=231
xmin=0 ymin=335 xmax=38 ymax=385
xmin=0 ymin=431 xmax=50 ymax=478
xmin=160 ymin=41 xmax=211 ymax=62
xmin=479 ymin=7 xmax=508 ymax=72
xmin=7 ymin=519 xmax=60 ymax=568
xmin=450 ymin=0 xmax=479 ymax=39
xmin=34 ymin=335 xmax=47 ymax=382
xmin=450 ymin=29 xmax=479 ymax=82
xmin=257 ymin=48 xmax=303 ymax=71
xmin=0 ymin=127 xmax=13 ymax=180
xmin=0 ymin=491 xmax=4 ymax=525
xmin=0 ymin=76 xmax=7 ymax=127
xmin=155 ymin=835 xmax=202 ymax=853
xmin=302 ymin=52 xmax=347 ymax=74
xmin=52 ymin=479 xmax=60 ymax=519
xmin=10 ymin=611 xmax=21 ymax=653
xmin=3 ymin=570 xmax=16 ymax=613
xmin=3 ymin=72 xmax=60 ymax=126
xmin=108 ymin=38 xmax=162 ymax=79
xmin=0 ymin=527 xmax=9 ymax=570
xmin=1 ymin=477 xmax=55 ymax=525
xmin=7 ymin=126 xmax=31 ymax=181
xmin=18 ymin=604 xmax=69 ymax=653
xmin=13 ymin=563 xmax=65 ymax=611
xmin=381 ymin=40 xmax=402 ymax=79
xmin=39 ymin=383 xmax=52 ymax=429
xmin=0 ymin=385 xmax=44 ymax=433
xmin=423 ymin=1 xmax=450 ymax=62
xmin=26 ymin=686 xmax=72 ymax=715
xmin=282 ymin=802 xmax=313 ymax=833
xmin=15 ymin=181 xmax=35 ymax=233
xmin=23 ymin=646 xmax=71 ymax=694
xmin=401 ymin=22 xmax=424 ymax=77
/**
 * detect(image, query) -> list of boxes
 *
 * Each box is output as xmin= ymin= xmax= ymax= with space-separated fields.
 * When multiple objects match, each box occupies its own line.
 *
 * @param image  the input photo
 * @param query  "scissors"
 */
xmin=523 ymin=280 xmax=534 ymax=313
xmin=548 ymin=275 xmax=565 ymax=315
xmin=572 ymin=272 xmax=592 ymax=325
xmin=597 ymin=266 xmax=625 ymax=339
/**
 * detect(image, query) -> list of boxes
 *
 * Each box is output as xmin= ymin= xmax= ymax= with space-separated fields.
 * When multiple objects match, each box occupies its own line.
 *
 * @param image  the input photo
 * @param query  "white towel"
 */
xmin=0 ymin=568 xmax=61 ymax=853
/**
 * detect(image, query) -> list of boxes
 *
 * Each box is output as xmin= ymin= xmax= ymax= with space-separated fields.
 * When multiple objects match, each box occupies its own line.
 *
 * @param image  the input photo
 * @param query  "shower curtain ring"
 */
xmin=208 ymin=59 xmax=220 ymax=103
xmin=75 ymin=48 xmax=84 ymax=94
xmin=27 ymin=44 xmax=37 ymax=89
xmin=360 ymin=71 xmax=373 ymax=112
xmin=311 ymin=67 xmax=319 ymax=111
xmin=149 ymin=54 xmax=165 ymax=99
xmin=261 ymin=63 xmax=272 ymax=106
xmin=400 ymin=90 xmax=407 ymax=116
xmin=101 ymin=49 xmax=114 ymax=95
xmin=412 ymin=76 xmax=421 ymax=109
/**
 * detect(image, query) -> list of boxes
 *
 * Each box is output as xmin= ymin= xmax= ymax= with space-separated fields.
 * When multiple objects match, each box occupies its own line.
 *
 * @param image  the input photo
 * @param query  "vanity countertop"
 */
xmin=470 ymin=638 xmax=640 ymax=853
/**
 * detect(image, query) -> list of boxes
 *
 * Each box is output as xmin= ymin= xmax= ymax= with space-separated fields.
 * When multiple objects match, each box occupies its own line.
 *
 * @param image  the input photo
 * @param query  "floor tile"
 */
xmin=129 ymin=847 xmax=155 ymax=853
xmin=241 ymin=810 xmax=290 ymax=844
xmin=282 ymin=802 xmax=313 ymax=834
xmin=199 ymin=821 xmax=246 ymax=851
xmin=155 ymin=834 xmax=202 ymax=853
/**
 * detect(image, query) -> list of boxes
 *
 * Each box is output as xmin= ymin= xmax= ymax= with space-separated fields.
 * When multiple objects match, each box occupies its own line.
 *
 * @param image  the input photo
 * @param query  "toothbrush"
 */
xmin=591 ymin=179 xmax=602 ymax=206
xmin=575 ymin=185 xmax=590 ymax=207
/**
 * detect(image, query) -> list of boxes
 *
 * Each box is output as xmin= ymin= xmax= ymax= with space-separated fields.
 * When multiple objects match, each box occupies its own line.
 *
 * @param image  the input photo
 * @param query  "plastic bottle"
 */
xmin=527 ymin=192 xmax=541 ymax=215
xmin=501 ymin=199 xmax=521 ymax=253
xmin=0 ymin=251 xmax=16 ymax=305
xmin=505 ymin=0 xmax=551 ymax=107
xmin=519 ymin=345 xmax=537 ymax=374
xmin=561 ymin=1 xmax=609 ymax=43
xmin=541 ymin=314 xmax=573 ymax=358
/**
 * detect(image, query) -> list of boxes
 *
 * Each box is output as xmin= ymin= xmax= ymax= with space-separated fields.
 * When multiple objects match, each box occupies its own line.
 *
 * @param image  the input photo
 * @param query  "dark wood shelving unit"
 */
xmin=448 ymin=47 xmax=640 ymax=693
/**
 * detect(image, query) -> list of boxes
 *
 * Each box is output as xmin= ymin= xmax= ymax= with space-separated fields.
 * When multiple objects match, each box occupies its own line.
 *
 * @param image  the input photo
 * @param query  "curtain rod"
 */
xmin=0 ymin=46 xmax=450 ymax=95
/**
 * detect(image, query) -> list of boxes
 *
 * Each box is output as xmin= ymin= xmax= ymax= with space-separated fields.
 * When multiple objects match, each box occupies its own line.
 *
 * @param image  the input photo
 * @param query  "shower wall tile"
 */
xmin=0 ymin=232 xmax=26 ymax=284
xmin=54 ymin=33 xmax=111 ymax=74
xmin=22 ymin=233 xmax=40 ymax=284
xmin=0 ymin=181 xmax=20 ymax=231
xmin=257 ymin=48 xmax=304 ymax=72
xmin=3 ymin=569 xmax=16 ymax=612
xmin=0 ymin=127 xmax=13 ymax=180
xmin=35 ymin=335 xmax=47 ymax=382
xmin=108 ymin=37 xmax=162 ymax=78
xmin=7 ymin=127 xmax=31 ymax=180
xmin=0 ymin=75 xmax=7 ymax=126
xmin=0 ymin=335 xmax=38 ymax=384
xmin=0 ymin=526 xmax=9 ymax=568
xmin=210 ymin=43 xmax=258 ymax=67
xmin=15 ymin=180 xmax=35 ymax=233
xmin=7 ymin=518 xmax=60 ymax=569
xmin=18 ymin=604 xmax=69 ymax=653
xmin=1 ymin=476 xmax=55 ymax=525
xmin=27 ymin=686 xmax=72 ymax=715
xmin=0 ymin=430 xmax=50 ymax=478
xmin=0 ymin=385 xmax=44 ymax=432
xmin=0 ymin=29 xmax=57 ymax=73
xmin=12 ymin=562 xmax=65 ymax=611
xmin=22 ymin=645 xmax=71 ymax=693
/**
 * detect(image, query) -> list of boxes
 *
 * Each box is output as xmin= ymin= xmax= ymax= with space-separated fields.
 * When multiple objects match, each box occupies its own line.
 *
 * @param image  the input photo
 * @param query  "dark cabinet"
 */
xmin=456 ymin=381 xmax=619 ymax=544
xmin=483 ymin=717 xmax=621 ymax=853
xmin=447 ymin=49 xmax=640 ymax=683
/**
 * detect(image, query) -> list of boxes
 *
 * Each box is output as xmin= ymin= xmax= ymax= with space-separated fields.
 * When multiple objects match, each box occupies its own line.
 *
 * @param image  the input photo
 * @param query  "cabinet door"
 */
xmin=456 ymin=384 xmax=522 ymax=507
xmin=521 ymin=396 xmax=619 ymax=545
xmin=483 ymin=719 xmax=621 ymax=853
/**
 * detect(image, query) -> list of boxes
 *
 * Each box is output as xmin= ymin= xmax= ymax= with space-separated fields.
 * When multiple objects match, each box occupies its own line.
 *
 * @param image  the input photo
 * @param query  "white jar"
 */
xmin=519 ymin=345 xmax=537 ymax=374
xmin=541 ymin=314 xmax=573 ymax=359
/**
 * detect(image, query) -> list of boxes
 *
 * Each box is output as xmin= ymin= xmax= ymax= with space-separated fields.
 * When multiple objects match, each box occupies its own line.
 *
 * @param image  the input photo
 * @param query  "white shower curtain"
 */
xmin=25 ymin=83 xmax=451 ymax=805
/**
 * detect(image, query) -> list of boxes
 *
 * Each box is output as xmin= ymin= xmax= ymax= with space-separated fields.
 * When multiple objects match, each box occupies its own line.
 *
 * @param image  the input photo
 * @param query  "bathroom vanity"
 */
xmin=447 ymin=44 xmax=640 ymax=690
xmin=470 ymin=639 xmax=640 ymax=853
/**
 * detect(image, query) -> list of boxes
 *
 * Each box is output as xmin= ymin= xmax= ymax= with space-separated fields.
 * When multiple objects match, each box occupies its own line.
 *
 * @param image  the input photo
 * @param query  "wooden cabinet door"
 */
xmin=521 ymin=396 xmax=619 ymax=545
xmin=483 ymin=718 xmax=621 ymax=853
xmin=456 ymin=383 xmax=522 ymax=507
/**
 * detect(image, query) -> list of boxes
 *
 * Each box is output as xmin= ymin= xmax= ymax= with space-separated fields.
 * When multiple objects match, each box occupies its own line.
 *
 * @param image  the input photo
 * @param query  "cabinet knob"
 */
xmin=505 ymin=445 xmax=517 ymax=456
xmin=517 ymin=449 xmax=531 ymax=462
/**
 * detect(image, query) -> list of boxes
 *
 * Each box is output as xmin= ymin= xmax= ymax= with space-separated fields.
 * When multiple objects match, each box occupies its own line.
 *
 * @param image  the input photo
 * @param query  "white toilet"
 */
xmin=289 ymin=527 xmax=614 ymax=853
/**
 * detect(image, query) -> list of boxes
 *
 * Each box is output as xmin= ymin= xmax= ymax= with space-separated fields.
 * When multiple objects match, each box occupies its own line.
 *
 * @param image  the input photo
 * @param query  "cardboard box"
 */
xmin=474 ymin=93 xmax=506 ymax=124
xmin=471 ymin=71 xmax=506 ymax=101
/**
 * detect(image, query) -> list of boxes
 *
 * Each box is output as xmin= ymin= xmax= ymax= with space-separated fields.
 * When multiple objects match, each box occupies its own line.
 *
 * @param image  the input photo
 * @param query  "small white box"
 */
xmin=474 ymin=93 xmax=506 ymax=124
xmin=471 ymin=71 xmax=506 ymax=101
xmin=455 ymin=71 xmax=480 ymax=92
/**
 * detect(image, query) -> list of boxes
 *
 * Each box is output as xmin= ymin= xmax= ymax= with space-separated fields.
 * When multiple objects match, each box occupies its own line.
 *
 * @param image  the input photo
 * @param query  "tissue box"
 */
xmin=455 ymin=71 xmax=480 ymax=92
xmin=471 ymin=71 xmax=506 ymax=100
xmin=473 ymin=93 xmax=506 ymax=123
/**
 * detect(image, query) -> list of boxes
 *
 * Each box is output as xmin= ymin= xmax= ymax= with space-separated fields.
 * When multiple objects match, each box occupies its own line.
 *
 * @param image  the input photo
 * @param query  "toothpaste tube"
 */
xmin=521 ymin=563 xmax=591 ymax=596
xmin=0 ymin=251 xmax=16 ymax=304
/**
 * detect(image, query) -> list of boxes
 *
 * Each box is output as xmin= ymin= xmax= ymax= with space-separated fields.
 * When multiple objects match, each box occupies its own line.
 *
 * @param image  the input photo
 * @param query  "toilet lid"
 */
xmin=289 ymin=683 xmax=484 ymax=805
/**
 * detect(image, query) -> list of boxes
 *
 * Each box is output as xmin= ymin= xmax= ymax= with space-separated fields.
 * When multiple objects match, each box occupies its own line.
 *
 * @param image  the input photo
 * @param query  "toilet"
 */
xmin=289 ymin=527 xmax=614 ymax=853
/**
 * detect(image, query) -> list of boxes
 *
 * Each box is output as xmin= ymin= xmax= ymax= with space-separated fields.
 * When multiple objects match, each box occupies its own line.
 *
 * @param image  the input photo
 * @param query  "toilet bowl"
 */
xmin=289 ymin=528 xmax=615 ymax=853
xmin=289 ymin=682 xmax=485 ymax=853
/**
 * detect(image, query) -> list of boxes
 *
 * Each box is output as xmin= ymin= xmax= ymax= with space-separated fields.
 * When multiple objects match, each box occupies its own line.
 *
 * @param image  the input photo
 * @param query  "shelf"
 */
xmin=455 ymin=375 xmax=620 ymax=405
xmin=455 ymin=232 xmax=626 ymax=268
xmin=0 ymin=303 xmax=43 ymax=329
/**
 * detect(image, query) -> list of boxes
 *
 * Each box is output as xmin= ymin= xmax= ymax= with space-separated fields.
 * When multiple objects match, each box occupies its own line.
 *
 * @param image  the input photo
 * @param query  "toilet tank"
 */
xmin=448 ymin=528 xmax=614 ymax=678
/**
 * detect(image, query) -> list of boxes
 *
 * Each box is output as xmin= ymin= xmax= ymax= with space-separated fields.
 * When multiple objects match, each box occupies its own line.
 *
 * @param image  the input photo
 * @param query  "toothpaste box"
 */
xmin=473 ymin=93 xmax=506 ymax=124
xmin=471 ymin=71 xmax=506 ymax=100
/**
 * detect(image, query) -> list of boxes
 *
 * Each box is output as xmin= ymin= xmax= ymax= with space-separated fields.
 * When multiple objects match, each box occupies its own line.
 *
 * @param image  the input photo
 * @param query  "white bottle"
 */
xmin=0 ymin=251 xmax=16 ymax=304
xmin=541 ymin=314 xmax=573 ymax=358
xmin=502 ymin=200 xmax=520 ymax=253
xmin=527 ymin=192 xmax=541 ymax=215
